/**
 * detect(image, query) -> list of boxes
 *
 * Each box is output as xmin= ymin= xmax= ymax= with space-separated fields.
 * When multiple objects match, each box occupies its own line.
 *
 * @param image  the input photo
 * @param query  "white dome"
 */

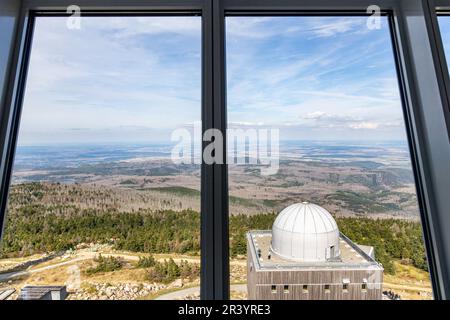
xmin=271 ymin=202 xmax=340 ymax=262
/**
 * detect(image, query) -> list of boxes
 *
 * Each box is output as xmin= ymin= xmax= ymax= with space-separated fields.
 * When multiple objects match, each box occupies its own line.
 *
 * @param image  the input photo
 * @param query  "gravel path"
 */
xmin=155 ymin=284 xmax=247 ymax=300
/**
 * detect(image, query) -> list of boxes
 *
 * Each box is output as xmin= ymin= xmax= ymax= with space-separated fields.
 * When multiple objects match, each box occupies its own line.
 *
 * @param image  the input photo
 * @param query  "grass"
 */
xmin=385 ymin=261 xmax=431 ymax=283
xmin=147 ymin=186 xmax=262 ymax=209
xmin=383 ymin=261 xmax=432 ymax=300
xmin=147 ymin=186 xmax=200 ymax=197
xmin=326 ymin=190 xmax=400 ymax=213
xmin=229 ymin=196 xmax=259 ymax=208
xmin=136 ymin=256 xmax=156 ymax=268
xmin=85 ymin=255 xmax=124 ymax=275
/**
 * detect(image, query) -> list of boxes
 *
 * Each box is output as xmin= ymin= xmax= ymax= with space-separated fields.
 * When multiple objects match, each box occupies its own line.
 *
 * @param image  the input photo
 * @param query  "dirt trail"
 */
xmin=155 ymin=284 xmax=247 ymax=300
xmin=383 ymin=282 xmax=432 ymax=292
xmin=0 ymin=251 xmax=245 ymax=282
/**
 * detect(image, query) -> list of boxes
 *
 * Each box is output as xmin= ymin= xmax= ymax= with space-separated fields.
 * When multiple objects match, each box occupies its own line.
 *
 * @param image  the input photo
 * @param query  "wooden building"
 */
xmin=246 ymin=203 xmax=383 ymax=300
xmin=18 ymin=286 xmax=68 ymax=300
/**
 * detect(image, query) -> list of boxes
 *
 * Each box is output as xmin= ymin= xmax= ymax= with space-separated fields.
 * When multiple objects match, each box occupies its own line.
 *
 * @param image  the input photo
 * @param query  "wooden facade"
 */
xmin=247 ymin=235 xmax=383 ymax=300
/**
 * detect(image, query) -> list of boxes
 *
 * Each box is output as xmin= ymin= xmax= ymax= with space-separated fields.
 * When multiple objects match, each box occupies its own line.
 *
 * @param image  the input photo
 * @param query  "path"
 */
xmin=155 ymin=284 xmax=247 ymax=300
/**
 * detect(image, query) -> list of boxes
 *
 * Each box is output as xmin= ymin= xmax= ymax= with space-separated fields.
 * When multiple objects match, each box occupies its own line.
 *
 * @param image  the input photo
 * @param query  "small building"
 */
xmin=18 ymin=286 xmax=68 ymax=300
xmin=247 ymin=202 xmax=383 ymax=300
xmin=0 ymin=288 xmax=15 ymax=300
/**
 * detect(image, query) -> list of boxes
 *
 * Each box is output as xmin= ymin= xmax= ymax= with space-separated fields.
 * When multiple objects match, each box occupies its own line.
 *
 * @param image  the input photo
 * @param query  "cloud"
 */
xmin=225 ymin=16 xmax=378 ymax=39
xmin=300 ymin=111 xmax=402 ymax=131
xmin=19 ymin=15 xmax=407 ymax=144
xmin=225 ymin=16 xmax=406 ymax=140
xmin=303 ymin=111 xmax=326 ymax=120
xmin=348 ymin=122 xmax=379 ymax=129
xmin=306 ymin=19 xmax=363 ymax=38
xmin=19 ymin=16 xmax=202 ymax=145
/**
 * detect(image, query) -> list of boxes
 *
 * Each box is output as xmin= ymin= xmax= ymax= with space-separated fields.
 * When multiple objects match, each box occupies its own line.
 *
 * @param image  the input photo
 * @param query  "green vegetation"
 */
xmin=0 ymin=183 xmax=427 ymax=276
xmin=229 ymin=195 xmax=260 ymax=208
xmin=148 ymin=186 xmax=261 ymax=208
xmin=119 ymin=179 xmax=138 ymax=185
xmin=147 ymin=186 xmax=200 ymax=197
xmin=326 ymin=190 xmax=401 ymax=213
xmin=336 ymin=217 xmax=427 ymax=274
xmin=1 ymin=207 xmax=200 ymax=256
xmin=229 ymin=214 xmax=427 ymax=275
xmin=147 ymin=258 xmax=199 ymax=284
xmin=136 ymin=255 xmax=157 ymax=268
xmin=229 ymin=214 xmax=276 ymax=257
xmin=86 ymin=254 xmax=124 ymax=275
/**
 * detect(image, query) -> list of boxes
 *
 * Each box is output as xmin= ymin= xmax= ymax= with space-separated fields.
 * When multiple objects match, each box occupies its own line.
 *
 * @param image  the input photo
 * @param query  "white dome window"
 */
xmin=271 ymin=202 xmax=340 ymax=262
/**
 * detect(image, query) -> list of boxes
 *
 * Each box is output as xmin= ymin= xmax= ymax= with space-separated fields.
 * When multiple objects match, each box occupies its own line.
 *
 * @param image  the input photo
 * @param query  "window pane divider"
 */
xmin=1 ymin=0 xmax=450 ymax=300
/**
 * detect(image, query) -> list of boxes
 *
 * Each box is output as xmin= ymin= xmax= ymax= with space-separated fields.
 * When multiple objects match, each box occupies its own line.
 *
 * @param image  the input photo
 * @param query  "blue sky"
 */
xmin=19 ymin=16 xmax=202 ymax=145
xmin=226 ymin=16 xmax=406 ymax=141
xmin=19 ymin=16 xmax=409 ymax=145
xmin=439 ymin=16 xmax=450 ymax=68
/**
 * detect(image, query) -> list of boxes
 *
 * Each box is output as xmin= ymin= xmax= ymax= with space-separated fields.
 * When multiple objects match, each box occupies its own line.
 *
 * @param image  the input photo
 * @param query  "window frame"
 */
xmin=0 ymin=0 xmax=450 ymax=300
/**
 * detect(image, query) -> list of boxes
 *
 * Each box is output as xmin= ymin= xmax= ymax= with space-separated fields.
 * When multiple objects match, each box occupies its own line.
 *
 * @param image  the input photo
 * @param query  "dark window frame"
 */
xmin=1 ymin=0 xmax=450 ymax=300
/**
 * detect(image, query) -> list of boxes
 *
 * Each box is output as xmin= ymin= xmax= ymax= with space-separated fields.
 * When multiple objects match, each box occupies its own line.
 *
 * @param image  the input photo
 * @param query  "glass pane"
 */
xmin=0 ymin=16 xmax=201 ymax=300
xmin=226 ymin=16 xmax=431 ymax=300
xmin=438 ymin=16 xmax=450 ymax=66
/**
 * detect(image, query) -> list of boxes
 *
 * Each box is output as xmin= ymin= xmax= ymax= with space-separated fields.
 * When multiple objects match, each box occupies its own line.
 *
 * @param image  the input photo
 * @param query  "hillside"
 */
xmin=1 ymin=183 xmax=427 ymax=276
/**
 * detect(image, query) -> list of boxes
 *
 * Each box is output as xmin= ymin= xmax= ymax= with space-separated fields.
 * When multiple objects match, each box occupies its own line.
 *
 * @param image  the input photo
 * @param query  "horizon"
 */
xmin=17 ymin=16 xmax=414 ymax=146
xmin=15 ymin=139 xmax=410 ymax=148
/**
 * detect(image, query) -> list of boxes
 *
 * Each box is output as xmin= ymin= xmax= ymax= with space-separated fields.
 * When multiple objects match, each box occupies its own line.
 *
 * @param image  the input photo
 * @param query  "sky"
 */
xmin=19 ymin=16 xmax=202 ymax=145
xmin=18 ymin=15 xmax=411 ymax=145
xmin=439 ymin=16 xmax=450 ymax=71
xmin=226 ymin=16 xmax=406 ymax=141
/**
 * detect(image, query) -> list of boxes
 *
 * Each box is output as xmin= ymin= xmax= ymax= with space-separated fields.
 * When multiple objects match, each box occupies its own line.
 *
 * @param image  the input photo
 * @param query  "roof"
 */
xmin=271 ymin=202 xmax=340 ymax=262
xmin=248 ymin=230 xmax=383 ymax=271
xmin=273 ymin=202 xmax=338 ymax=234
xmin=18 ymin=286 xmax=67 ymax=300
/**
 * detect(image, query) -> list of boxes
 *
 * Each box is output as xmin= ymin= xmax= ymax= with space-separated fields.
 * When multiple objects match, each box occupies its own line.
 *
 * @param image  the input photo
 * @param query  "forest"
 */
xmin=0 ymin=183 xmax=428 ymax=275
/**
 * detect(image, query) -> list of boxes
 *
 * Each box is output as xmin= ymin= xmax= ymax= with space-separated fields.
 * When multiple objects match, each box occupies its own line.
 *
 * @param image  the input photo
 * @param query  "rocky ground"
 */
xmin=68 ymin=282 xmax=168 ymax=300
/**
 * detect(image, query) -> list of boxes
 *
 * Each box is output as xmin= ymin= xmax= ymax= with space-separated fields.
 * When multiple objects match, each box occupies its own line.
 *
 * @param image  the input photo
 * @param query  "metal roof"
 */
xmin=271 ymin=202 xmax=340 ymax=262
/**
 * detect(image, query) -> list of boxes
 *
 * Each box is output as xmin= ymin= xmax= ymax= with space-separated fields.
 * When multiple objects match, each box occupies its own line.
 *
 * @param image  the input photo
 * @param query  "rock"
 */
xmin=170 ymin=279 xmax=183 ymax=288
xmin=105 ymin=287 xmax=115 ymax=297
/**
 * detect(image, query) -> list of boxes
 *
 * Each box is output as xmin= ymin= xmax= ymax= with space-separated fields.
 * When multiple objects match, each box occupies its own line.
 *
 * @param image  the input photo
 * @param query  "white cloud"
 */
xmin=348 ymin=122 xmax=379 ymax=129
xmin=307 ymin=19 xmax=362 ymax=38
xmin=19 ymin=16 xmax=202 ymax=145
xmin=303 ymin=111 xmax=326 ymax=120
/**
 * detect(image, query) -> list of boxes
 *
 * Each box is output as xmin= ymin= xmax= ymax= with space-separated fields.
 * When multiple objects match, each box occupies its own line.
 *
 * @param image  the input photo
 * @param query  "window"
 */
xmin=324 ymin=285 xmax=331 ymax=293
xmin=343 ymin=284 xmax=349 ymax=292
xmin=227 ymin=15 xmax=430 ymax=301
xmin=2 ymin=0 xmax=450 ymax=302
xmin=283 ymin=285 xmax=289 ymax=293
xmin=362 ymin=283 xmax=367 ymax=291
xmin=271 ymin=285 xmax=277 ymax=293
xmin=438 ymin=15 xmax=450 ymax=65
xmin=0 ymin=16 xmax=201 ymax=300
xmin=303 ymin=285 xmax=309 ymax=293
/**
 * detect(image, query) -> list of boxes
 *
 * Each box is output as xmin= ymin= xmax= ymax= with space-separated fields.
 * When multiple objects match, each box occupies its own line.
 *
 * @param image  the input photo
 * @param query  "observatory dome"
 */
xmin=271 ymin=202 xmax=340 ymax=262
